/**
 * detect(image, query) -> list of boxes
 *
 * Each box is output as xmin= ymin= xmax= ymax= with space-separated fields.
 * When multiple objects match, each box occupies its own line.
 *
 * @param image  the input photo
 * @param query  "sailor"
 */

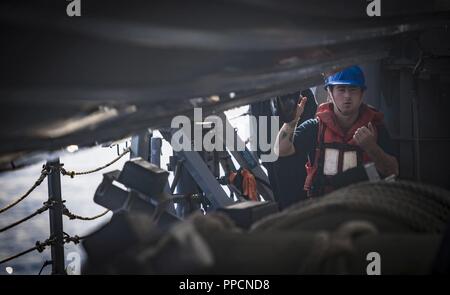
xmin=274 ymin=65 xmax=398 ymax=197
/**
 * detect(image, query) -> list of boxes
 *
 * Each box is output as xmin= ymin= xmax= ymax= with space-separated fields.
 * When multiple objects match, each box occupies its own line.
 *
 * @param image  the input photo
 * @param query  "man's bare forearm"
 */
xmin=365 ymin=143 xmax=399 ymax=176
xmin=274 ymin=120 xmax=297 ymax=157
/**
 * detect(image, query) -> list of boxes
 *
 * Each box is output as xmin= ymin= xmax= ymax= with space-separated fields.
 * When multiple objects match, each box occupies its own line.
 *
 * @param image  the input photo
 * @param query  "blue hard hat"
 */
xmin=324 ymin=65 xmax=366 ymax=90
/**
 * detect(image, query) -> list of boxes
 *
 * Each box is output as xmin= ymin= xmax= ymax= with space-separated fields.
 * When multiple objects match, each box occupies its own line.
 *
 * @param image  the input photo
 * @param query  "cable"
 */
xmin=299 ymin=221 xmax=378 ymax=274
xmin=0 ymin=238 xmax=54 ymax=265
xmin=0 ymin=247 xmax=38 ymax=266
xmin=38 ymin=260 xmax=52 ymax=275
xmin=62 ymin=205 xmax=110 ymax=221
xmin=0 ymin=165 xmax=50 ymax=214
xmin=63 ymin=232 xmax=94 ymax=245
xmin=1 ymin=146 xmax=123 ymax=216
xmin=252 ymin=180 xmax=450 ymax=233
xmin=0 ymin=201 xmax=54 ymax=233
xmin=60 ymin=147 xmax=130 ymax=178
xmin=63 ymin=235 xmax=82 ymax=245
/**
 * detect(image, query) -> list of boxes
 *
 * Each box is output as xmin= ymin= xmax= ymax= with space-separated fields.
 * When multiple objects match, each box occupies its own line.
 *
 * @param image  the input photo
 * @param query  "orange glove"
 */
xmin=241 ymin=169 xmax=258 ymax=201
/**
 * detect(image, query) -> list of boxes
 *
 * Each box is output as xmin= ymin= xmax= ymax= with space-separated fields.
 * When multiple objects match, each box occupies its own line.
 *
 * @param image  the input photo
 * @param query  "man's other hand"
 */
xmin=353 ymin=122 xmax=377 ymax=151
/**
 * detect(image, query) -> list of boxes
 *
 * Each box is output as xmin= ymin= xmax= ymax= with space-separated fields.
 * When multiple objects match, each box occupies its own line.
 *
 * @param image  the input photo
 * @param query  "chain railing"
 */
xmin=0 ymin=148 xmax=129 ymax=272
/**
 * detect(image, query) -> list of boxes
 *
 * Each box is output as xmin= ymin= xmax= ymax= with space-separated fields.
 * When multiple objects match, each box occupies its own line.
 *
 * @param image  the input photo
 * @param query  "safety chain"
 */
xmin=62 ymin=205 xmax=110 ymax=221
xmin=0 ymin=148 xmax=129 ymax=268
xmin=0 ymin=232 xmax=89 ymax=266
xmin=0 ymin=237 xmax=55 ymax=265
xmin=63 ymin=232 xmax=82 ymax=245
xmin=1 ymin=148 xmax=130 ymax=215
xmin=0 ymin=200 xmax=56 ymax=233
xmin=60 ymin=147 xmax=131 ymax=178
xmin=63 ymin=231 xmax=92 ymax=244
xmin=0 ymin=164 xmax=52 ymax=214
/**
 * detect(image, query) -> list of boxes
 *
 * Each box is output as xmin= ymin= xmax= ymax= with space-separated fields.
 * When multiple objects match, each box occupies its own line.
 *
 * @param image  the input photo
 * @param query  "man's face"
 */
xmin=330 ymin=85 xmax=364 ymax=116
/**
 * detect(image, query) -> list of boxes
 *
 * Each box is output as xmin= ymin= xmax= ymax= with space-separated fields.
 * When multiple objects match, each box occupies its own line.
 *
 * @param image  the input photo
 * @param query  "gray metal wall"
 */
xmin=364 ymin=30 xmax=450 ymax=189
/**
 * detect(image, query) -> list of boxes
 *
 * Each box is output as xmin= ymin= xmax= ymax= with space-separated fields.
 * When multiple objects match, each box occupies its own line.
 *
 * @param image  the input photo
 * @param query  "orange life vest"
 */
xmin=304 ymin=102 xmax=384 ymax=197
